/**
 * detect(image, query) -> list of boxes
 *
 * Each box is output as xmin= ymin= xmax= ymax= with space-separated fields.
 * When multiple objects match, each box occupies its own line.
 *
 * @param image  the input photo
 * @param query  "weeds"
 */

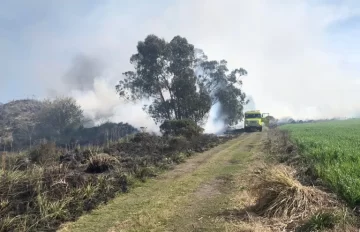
xmin=0 ymin=132 xmax=235 ymax=231
xmin=296 ymin=211 xmax=340 ymax=232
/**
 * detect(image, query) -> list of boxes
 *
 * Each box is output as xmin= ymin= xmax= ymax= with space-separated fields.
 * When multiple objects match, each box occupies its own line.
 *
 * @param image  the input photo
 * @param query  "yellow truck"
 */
xmin=244 ymin=110 xmax=269 ymax=132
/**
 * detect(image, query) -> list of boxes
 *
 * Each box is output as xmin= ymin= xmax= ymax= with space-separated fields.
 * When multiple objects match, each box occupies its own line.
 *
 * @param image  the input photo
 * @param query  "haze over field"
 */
xmin=2 ymin=0 xmax=360 ymax=132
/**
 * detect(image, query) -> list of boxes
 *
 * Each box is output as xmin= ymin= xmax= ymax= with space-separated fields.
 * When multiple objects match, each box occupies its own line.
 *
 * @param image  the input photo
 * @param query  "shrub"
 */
xmin=28 ymin=142 xmax=59 ymax=164
xmin=168 ymin=136 xmax=190 ymax=152
xmin=172 ymin=152 xmax=186 ymax=164
xmin=134 ymin=166 xmax=157 ymax=182
xmin=190 ymin=134 xmax=220 ymax=152
xmin=160 ymin=119 xmax=204 ymax=139
xmin=86 ymin=153 xmax=119 ymax=173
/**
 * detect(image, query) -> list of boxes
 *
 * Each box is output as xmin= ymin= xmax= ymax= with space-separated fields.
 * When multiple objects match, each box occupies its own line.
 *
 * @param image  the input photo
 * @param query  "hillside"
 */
xmin=0 ymin=99 xmax=138 ymax=151
xmin=0 ymin=99 xmax=44 ymax=149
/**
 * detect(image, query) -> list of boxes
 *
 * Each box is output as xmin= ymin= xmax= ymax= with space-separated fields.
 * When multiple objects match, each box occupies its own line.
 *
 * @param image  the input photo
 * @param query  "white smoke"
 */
xmin=204 ymin=102 xmax=227 ymax=134
xmin=69 ymin=75 xmax=159 ymax=133
xmin=12 ymin=0 xmax=360 ymax=128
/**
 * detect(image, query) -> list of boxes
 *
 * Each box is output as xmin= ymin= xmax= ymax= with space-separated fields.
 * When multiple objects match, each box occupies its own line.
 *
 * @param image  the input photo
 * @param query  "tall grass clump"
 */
xmin=251 ymin=165 xmax=337 ymax=220
xmin=281 ymin=119 xmax=360 ymax=207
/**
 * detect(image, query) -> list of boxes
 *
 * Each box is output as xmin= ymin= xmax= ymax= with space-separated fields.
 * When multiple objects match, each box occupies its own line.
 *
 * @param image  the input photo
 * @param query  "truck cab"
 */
xmin=244 ymin=110 xmax=269 ymax=132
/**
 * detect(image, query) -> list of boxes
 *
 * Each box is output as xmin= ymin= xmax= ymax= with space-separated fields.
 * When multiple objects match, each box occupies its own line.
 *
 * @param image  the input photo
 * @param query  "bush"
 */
xmin=172 ymin=152 xmax=186 ymax=164
xmin=190 ymin=134 xmax=220 ymax=152
xmin=134 ymin=166 xmax=157 ymax=182
xmin=28 ymin=142 xmax=59 ymax=165
xmin=160 ymin=119 xmax=204 ymax=139
xmin=86 ymin=153 xmax=119 ymax=173
xmin=168 ymin=136 xmax=190 ymax=152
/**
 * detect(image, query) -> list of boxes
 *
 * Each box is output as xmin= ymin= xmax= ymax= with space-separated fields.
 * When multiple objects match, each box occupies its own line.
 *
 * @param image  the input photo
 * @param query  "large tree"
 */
xmin=37 ymin=96 xmax=84 ymax=141
xmin=116 ymin=34 xmax=248 ymax=126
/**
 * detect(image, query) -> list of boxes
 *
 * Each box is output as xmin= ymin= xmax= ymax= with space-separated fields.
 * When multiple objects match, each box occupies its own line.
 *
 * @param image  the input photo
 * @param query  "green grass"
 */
xmin=296 ymin=211 xmax=340 ymax=232
xmin=281 ymin=119 xmax=360 ymax=206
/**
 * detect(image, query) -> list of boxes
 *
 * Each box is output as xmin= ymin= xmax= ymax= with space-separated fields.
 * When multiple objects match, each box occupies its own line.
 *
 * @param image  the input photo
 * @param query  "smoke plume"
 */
xmin=63 ymin=54 xmax=104 ymax=92
xmin=60 ymin=54 xmax=159 ymax=132
xmin=8 ymin=0 xmax=360 ymax=131
xmin=204 ymin=102 xmax=227 ymax=134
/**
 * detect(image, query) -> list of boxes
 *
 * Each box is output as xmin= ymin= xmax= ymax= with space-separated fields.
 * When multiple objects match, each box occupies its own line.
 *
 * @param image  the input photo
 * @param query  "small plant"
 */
xmin=134 ymin=166 xmax=157 ymax=182
xmin=296 ymin=211 xmax=340 ymax=232
xmin=172 ymin=152 xmax=186 ymax=164
xmin=86 ymin=153 xmax=119 ymax=173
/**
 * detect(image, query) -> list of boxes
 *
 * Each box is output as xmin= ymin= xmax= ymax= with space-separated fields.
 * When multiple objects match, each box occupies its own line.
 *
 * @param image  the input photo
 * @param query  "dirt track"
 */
xmin=59 ymin=132 xmax=264 ymax=232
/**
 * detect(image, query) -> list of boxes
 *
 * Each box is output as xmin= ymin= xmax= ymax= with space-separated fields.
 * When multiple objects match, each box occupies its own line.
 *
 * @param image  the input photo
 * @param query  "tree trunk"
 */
xmin=157 ymin=86 xmax=171 ymax=120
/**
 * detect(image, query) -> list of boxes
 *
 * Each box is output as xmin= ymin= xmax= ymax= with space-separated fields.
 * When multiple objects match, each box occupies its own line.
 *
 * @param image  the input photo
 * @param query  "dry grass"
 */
xmin=211 ymin=130 xmax=359 ymax=231
xmin=221 ymin=162 xmax=351 ymax=231
xmin=251 ymin=164 xmax=338 ymax=220
xmin=0 ymin=131 xmax=237 ymax=231
xmin=86 ymin=153 xmax=119 ymax=173
xmin=255 ymin=128 xmax=360 ymax=231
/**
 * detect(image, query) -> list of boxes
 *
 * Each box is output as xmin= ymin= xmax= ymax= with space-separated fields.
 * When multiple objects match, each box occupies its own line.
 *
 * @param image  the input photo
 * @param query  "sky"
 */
xmin=1 ymin=0 xmax=360 ymax=131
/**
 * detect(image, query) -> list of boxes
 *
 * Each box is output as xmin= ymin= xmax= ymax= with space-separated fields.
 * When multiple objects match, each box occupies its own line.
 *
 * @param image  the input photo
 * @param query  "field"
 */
xmin=281 ymin=119 xmax=360 ymax=206
xmin=3 ymin=118 xmax=360 ymax=231
xmin=0 ymin=131 xmax=235 ymax=232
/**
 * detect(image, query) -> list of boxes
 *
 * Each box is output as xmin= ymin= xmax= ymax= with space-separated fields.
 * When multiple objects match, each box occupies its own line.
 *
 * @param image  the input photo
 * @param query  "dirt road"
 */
xmin=59 ymin=132 xmax=264 ymax=232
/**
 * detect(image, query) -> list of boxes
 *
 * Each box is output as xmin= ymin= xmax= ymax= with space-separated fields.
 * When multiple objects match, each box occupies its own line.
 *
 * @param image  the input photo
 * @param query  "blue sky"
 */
xmin=1 ymin=0 xmax=360 ymax=125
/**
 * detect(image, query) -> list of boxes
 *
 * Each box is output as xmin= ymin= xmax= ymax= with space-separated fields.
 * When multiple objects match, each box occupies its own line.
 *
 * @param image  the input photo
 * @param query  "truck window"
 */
xmin=245 ymin=114 xmax=261 ymax=118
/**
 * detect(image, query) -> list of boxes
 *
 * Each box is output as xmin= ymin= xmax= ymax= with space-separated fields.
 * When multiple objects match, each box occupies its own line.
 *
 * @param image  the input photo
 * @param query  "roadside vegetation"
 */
xmin=281 ymin=119 xmax=360 ymax=207
xmin=0 ymin=121 xmax=236 ymax=232
xmin=254 ymin=120 xmax=360 ymax=231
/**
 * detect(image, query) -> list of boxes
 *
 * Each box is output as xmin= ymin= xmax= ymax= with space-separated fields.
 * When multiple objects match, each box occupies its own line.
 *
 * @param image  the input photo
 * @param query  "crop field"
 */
xmin=281 ymin=119 xmax=360 ymax=206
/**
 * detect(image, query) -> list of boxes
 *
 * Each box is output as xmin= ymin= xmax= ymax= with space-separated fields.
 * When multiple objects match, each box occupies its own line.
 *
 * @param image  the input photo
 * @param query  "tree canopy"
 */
xmin=116 ymin=34 xmax=248 ymax=126
xmin=36 ymin=97 xmax=85 ymax=142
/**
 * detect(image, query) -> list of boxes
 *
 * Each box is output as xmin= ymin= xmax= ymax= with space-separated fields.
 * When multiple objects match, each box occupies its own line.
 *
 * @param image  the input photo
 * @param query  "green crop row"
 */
xmin=281 ymin=119 xmax=360 ymax=206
